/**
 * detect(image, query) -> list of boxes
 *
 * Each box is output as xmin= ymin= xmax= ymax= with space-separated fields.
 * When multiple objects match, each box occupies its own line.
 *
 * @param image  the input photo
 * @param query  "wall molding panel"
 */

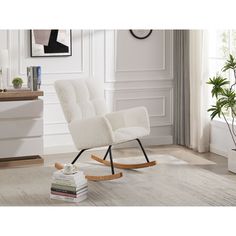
xmin=105 ymin=87 xmax=173 ymax=128
xmin=114 ymin=30 xmax=166 ymax=72
xmin=115 ymin=96 xmax=166 ymax=116
xmin=104 ymin=30 xmax=173 ymax=83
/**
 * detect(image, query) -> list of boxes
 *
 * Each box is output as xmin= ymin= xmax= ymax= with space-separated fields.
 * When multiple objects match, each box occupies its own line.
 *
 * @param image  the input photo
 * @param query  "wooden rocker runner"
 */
xmin=55 ymin=139 xmax=156 ymax=181
xmin=54 ymin=79 xmax=156 ymax=181
xmin=91 ymin=155 xmax=156 ymax=169
xmin=91 ymin=139 xmax=156 ymax=169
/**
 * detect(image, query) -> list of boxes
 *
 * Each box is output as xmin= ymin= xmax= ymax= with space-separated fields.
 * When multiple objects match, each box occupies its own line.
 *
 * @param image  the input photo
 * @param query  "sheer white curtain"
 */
xmin=189 ymin=30 xmax=210 ymax=152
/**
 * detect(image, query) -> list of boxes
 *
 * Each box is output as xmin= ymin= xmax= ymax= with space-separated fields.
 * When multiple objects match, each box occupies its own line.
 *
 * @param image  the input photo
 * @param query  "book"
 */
xmin=51 ymin=185 xmax=88 ymax=195
xmin=51 ymin=182 xmax=87 ymax=192
xmin=52 ymin=176 xmax=86 ymax=186
xmin=51 ymin=178 xmax=86 ymax=187
xmin=50 ymin=192 xmax=87 ymax=203
xmin=52 ymin=173 xmax=85 ymax=184
xmin=52 ymin=176 xmax=86 ymax=184
xmin=51 ymin=188 xmax=88 ymax=198
xmin=27 ymin=66 xmax=41 ymax=91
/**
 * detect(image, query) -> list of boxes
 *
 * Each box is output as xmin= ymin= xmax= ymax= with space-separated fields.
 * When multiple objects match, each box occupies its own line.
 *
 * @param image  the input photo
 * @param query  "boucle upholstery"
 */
xmin=55 ymin=79 xmax=150 ymax=149
xmin=55 ymin=79 xmax=107 ymax=123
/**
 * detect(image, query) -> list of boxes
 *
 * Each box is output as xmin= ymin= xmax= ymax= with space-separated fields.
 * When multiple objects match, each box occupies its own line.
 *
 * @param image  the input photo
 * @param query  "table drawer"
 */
xmin=0 ymin=118 xmax=43 ymax=139
xmin=0 ymin=137 xmax=43 ymax=158
xmin=0 ymin=99 xmax=43 ymax=119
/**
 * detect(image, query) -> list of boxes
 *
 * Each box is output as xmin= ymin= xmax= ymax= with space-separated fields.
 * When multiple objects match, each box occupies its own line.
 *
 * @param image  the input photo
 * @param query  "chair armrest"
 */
xmin=68 ymin=116 xmax=114 ymax=149
xmin=105 ymin=106 xmax=150 ymax=132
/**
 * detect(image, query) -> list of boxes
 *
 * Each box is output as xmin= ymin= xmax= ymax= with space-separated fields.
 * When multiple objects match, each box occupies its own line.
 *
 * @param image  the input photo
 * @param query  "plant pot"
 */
xmin=228 ymin=149 xmax=236 ymax=173
xmin=13 ymin=84 xmax=22 ymax=89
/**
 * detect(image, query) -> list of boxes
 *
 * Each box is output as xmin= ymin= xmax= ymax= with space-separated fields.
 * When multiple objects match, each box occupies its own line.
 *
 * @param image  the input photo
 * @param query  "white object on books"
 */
xmin=63 ymin=163 xmax=77 ymax=174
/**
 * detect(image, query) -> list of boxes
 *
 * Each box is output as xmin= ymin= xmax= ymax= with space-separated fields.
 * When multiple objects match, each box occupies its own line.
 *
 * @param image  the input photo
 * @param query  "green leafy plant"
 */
xmin=12 ymin=77 xmax=23 ymax=87
xmin=207 ymin=75 xmax=229 ymax=98
xmin=222 ymin=54 xmax=236 ymax=72
xmin=207 ymin=54 xmax=236 ymax=148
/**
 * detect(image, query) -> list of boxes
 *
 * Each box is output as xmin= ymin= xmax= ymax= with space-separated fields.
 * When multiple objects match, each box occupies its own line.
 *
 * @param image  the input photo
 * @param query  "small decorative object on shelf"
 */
xmin=12 ymin=77 xmax=23 ymax=89
xmin=129 ymin=29 xmax=153 ymax=39
xmin=27 ymin=66 xmax=41 ymax=91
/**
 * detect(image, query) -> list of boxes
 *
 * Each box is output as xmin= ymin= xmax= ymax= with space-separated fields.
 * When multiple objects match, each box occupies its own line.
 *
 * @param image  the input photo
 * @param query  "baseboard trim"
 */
xmin=0 ymin=155 xmax=44 ymax=168
xmin=43 ymin=136 xmax=173 ymax=154
xmin=144 ymin=136 xmax=173 ymax=146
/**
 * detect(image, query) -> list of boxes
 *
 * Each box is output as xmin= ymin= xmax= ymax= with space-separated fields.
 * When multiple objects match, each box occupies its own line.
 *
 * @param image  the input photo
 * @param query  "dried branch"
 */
xmin=231 ymin=113 xmax=236 ymax=137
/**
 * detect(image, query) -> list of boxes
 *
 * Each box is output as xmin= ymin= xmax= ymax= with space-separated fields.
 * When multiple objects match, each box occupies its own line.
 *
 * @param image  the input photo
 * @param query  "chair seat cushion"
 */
xmin=113 ymin=127 xmax=149 ymax=144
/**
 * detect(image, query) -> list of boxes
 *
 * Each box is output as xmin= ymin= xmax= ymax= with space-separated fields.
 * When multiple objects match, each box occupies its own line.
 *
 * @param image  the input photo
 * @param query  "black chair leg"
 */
xmin=136 ymin=138 xmax=150 ymax=163
xmin=108 ymin=146 xmax=115 ymax=175
xmin=103 ymin=145 xmax=111 ymax=160
xmin=71 ymin=149 xmax=87 ymax=164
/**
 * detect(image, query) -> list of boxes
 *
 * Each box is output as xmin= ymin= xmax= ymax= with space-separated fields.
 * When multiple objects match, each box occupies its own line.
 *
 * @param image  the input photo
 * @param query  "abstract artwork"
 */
xmin=30 ymin=30 xmax=72 ymax=57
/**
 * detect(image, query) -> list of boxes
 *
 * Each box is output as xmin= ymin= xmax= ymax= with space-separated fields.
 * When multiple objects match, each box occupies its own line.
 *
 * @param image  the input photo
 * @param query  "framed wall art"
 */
xmin=30 ymin=30 xmax=72 ymax=57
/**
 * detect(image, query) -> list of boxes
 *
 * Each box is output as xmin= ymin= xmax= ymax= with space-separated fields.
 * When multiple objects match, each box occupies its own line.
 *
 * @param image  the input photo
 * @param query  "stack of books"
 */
xmin=50 ymin=170 xmax=88 ymax=203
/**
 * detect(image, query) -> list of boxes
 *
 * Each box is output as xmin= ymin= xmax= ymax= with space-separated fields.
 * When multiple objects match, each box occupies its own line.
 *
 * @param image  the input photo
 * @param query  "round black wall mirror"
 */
xmin=129 ymin=30 xmax=153 ymax=39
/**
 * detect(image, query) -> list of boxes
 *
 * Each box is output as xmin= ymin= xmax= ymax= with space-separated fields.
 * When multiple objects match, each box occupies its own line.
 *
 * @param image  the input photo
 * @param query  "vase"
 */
xmin=13 ymin=84 xmax=22 ymax=89
xmin=228 ymin=149 xmax=236 ymax=173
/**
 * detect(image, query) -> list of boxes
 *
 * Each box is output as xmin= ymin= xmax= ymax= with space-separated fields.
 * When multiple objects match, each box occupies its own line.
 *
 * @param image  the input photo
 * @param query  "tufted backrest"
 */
xmin=54 ymin=79 xmax=107 ymax=123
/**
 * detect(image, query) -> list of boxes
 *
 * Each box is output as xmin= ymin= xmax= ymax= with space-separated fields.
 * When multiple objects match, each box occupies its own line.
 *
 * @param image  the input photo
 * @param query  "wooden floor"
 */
xmin=42 ymin=144 xmax=236 ymax=181
xmin=1 ymin=144 xmax=236 ymax=206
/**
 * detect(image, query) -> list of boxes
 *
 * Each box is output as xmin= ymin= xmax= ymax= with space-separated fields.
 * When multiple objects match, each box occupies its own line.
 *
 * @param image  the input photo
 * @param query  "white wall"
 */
xmin=0 ymin=30 xmax=173 ymax=153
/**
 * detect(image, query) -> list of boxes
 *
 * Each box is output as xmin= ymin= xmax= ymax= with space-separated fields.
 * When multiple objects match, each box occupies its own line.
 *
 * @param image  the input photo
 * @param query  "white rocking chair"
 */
xmin=54 ymin=79 xmax=156 ymax=181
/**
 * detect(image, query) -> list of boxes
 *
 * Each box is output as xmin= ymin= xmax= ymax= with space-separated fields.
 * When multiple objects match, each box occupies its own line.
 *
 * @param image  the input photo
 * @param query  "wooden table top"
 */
xmin=0 ymin=90 xmax=44 ymax=101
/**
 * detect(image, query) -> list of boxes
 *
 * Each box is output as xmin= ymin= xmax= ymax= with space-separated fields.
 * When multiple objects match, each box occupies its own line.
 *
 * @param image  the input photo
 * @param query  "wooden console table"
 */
xmin=0 ymin=91 xmax=44 ymax=167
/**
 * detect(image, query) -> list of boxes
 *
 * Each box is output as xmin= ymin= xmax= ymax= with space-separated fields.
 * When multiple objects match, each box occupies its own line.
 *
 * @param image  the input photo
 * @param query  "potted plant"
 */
xmin=12 ymin=77 xmax=23 ymax=89
xmin=207 ymin=54 xmax=236 ymax=173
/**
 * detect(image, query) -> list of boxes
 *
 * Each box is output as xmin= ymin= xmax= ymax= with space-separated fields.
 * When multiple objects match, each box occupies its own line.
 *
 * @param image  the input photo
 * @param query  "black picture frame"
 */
xmin=129 ymin=30 xmax=153 ymax=39
xmin=30 ymin=30 xmax=72 ymax=57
